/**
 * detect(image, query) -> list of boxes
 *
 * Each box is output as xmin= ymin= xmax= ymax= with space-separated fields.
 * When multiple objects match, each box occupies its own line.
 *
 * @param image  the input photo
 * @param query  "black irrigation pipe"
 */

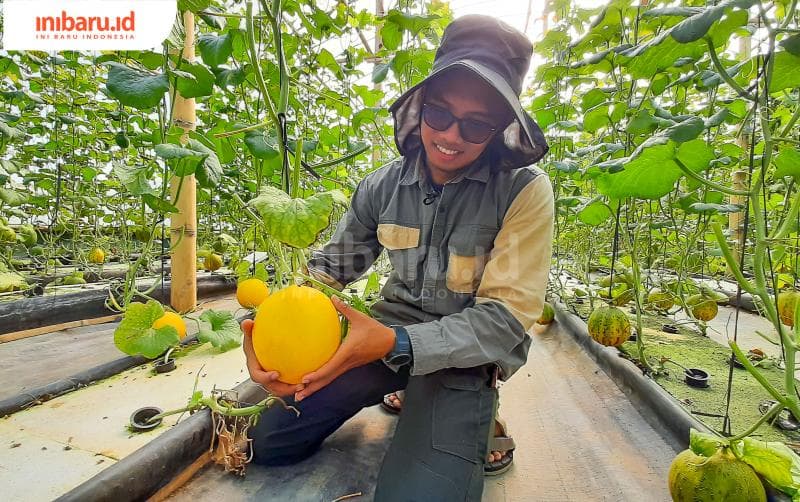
xmin=0 ymin=274 xmax=237 ymax=335
xmin=56 ymin=380 xmax=267 ymax=502
xmin=553 ymin=302 xmax=713 ymax=449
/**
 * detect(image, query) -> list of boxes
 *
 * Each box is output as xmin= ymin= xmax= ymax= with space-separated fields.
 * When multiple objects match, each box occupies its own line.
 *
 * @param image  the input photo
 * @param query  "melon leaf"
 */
xmin=0 ymin=271 xmax=27 ymax=292
xmin=197 ymin=310 xmax=242 ymax=352
xmin=688 ymin=428 xmax=726 ymax=456
xmin=248 ymin=186 xmax=337 ymax=248
xmin=740 ymin=438 xmax=800 ymax=499
xmin=114 ymin=300 xmax=180 ymax=358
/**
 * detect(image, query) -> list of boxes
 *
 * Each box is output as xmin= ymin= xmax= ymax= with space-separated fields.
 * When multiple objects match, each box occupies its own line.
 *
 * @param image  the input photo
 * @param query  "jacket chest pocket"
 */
xmin=377 ymin=223 xmax=420 ymax=284
xmin=446 ymin=226 xmax=496 ymax=294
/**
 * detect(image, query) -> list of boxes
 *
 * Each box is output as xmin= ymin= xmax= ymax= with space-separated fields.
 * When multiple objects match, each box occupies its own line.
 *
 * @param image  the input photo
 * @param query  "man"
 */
xmin=241 ymin=15 xmax=553 ymax=501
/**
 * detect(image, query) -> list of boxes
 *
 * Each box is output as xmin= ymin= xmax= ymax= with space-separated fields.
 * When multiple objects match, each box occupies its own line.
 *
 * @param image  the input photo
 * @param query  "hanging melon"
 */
xmin=204 ymin=253 xmax=223 ymax=271
xmin=587 ymin=305 xmax=631 ymax=347
xmin=688 ymin=294 xmax=718 ymax=321
xmin=251 ymin=285 xmax=341 ymax=384
xmin=237 ymin=278 xmax=270 ymax=309
xmin=778 ymin=290 xmax=800 ymax=327
xmin=668 ymin=448 xmax=765 ymax=502
xmin=646 ymin=290 xmax=674 ymax=311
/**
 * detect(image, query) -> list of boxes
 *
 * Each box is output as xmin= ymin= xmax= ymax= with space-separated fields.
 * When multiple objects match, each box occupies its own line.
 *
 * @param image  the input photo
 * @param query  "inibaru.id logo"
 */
xmin=4 ymin=0 xmax=175 ymax=50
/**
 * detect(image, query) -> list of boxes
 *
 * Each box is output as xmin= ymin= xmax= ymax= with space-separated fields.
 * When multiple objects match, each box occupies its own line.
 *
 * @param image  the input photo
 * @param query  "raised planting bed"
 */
xmin=558 ymin=297 xmax=800 ymax=449
xmin=0 ymin=295 xmax=242 ymax=417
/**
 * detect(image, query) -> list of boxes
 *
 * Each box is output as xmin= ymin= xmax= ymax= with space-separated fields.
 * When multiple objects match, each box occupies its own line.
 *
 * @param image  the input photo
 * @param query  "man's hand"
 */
xmin=241 ymin=319 xmax=305 ymax=398
xmin=295 ymin=296 xmax=396 ymax=401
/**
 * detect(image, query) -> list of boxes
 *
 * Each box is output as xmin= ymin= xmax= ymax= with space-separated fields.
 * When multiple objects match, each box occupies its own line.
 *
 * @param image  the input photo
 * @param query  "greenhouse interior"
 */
xmin=1 ymin=0 xmax=800 ymax=500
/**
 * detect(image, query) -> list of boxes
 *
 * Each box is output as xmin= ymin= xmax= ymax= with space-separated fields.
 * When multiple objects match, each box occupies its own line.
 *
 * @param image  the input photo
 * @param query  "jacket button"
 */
xmin=438 ymin=206 xmax=446 ymax=213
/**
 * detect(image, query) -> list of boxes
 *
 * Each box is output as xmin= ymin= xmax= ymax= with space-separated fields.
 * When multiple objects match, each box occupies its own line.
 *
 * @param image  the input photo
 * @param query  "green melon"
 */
xmin=778 ymin=290 xmax=800 ymax=327
xmin=668 ymin=448 xmax=765 ymax=502
xmin=647 ymin=290 xmax=674 ymax=311
xmin=587 ymin=305 xmax=631 ymax=347
xmin=688 ymin=294 xmax=718 ymax=321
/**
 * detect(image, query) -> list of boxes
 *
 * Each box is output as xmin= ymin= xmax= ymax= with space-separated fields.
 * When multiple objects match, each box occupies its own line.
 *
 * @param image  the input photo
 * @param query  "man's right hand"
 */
xmin=241 ymin=319 xmax=305 ymax=398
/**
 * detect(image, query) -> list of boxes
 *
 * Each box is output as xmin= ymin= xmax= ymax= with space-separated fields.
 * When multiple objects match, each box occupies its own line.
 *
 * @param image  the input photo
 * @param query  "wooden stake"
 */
xmin=146 ymin=451 xmax=211 ymax=502
xmin=729 ymin=33 xmax=752 ymax=270
xmin=171 ymin=11 xmax=198 ymax=313
xmin=0 ymin=314 xmax=122 ymax=344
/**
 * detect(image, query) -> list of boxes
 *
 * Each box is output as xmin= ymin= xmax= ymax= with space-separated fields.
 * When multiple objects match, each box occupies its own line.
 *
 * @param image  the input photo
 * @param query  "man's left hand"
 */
xmin=296 ymin=296 xmax=396 ymax=401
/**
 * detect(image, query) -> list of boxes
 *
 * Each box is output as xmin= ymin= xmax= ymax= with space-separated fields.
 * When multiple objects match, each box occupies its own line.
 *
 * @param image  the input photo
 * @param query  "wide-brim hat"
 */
xmin=389 ymin=15 xmax=548 ymax=170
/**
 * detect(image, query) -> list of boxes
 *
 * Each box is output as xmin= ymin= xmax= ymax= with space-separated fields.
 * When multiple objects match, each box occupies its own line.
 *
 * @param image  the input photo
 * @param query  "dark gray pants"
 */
xmin=249 ymin=362 xmax=497 ymax=501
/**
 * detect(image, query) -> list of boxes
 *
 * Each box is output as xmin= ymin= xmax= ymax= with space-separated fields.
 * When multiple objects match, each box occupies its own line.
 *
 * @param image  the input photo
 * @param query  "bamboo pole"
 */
xmin=170 ymin=11 xmax=198 ymax=313
xmin=729 ymin=33 xmax=752 ymax=270
xmin=371 ymin=0 xmax=385 ymax=170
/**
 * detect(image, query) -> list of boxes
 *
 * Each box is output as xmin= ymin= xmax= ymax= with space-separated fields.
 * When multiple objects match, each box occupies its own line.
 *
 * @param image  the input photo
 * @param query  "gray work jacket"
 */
xmin=308 ymin=150 xmax=554 ymax=380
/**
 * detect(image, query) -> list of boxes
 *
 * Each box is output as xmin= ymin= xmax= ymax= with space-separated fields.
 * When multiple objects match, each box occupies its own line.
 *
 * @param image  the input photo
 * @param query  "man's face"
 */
xmin=420 ymin=72 xmax=508 ymax=182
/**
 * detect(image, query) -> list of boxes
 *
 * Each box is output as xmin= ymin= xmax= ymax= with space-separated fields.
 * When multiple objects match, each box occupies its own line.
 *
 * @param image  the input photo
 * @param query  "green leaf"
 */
xmin=315 ymin=48 xmax=343 ymax=79
xmin=386 ymin=10 xmax=438 ymax=35
xmin=769 ymin=51 xmax=800 ymax=93
xmin=197 ymin=310 xmax=241 ymax=352
xmin=248 ymin=186 xmax=336 ymax=248
xmin=352 ymin=85 xmax=384 ymax=107
xmin=577 ymin=200 xmax=611 ymax=226
xmin=379 ymin=22 xmax=402 ymax=50
xmin=142 ymin=194 xmax=179 ymax=214
xmin=774 ymin=148 xmax=800 ymax=182
xmin=676 ymin=139 xmax=715 ymax=171
xmin=780 ymin=34 xmax=800 ymax=57
xmin=154 ymin=143 xmax=209 ymax=176
xmin=583 ymin=104 xmax=609 ymax=133
xmin=113 ymin=300 xmax=180 ymax=358
xmin=175 ymin=61 xmax=215 ymax=98
xmin=244 ymin=130 xmax=279 ymax=160
xmin=0 ymin=120 xmax=23 ymax=139
xmin=581 ymin=89 xmax=607 ymax=111
xmin=197 ymin=33 xmax=233 ymax=68
xmin=689 ymin=428 xmax=725 ymax=456
xmin=372 ymin=62 xmax=391 ymax=84
xmin=213 ymin=66 xmax=248 ymax=88
xmin=705 ymin=108 xmax=730 ymax=128
xmin=0 ymin=188 xmax=27 ymax=206
xmin=187 ymin=139 xmax=222 ymax=188
xmin=113 ymin=163 xmax=155 ymax=196
xmin=0 ymin=271 xmax=27 ymax=292
xmin=178 ymin=0 xmax=211 ymax=12
xmin=665 ymin=116 xmax=705 ymax=143
xmin=627 ymin=109 xmax=659 ymax=135
xmin=670 ymin=0 xmax=756 ymax=44
xmin=595 ymin=138 xmax=712 ymax=200
xmin=105 ymin=63 xmax=169 ymax=109
xmin=741 ymin=438 xmax=800 ymax=497
xmin=363 ymin=271 xmax=381 ymax=298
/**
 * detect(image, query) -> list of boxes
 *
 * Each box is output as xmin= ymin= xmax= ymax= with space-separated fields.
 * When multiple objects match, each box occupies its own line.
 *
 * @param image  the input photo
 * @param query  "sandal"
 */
xmin=759 ymin=399 xmax=800 ymax=431
xmin=380 ymin=390 xmax=404 ymax=415
xmin=484 ymin=416 xmax=515 ymax=476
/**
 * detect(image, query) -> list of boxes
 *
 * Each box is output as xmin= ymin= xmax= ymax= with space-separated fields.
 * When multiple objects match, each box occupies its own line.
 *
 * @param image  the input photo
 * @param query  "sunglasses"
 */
xmin=421 ymin=103 xmax=498 ymax=144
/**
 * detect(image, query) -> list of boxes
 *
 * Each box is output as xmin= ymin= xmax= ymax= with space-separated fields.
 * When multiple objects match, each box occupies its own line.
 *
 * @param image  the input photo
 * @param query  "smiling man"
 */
xmin=240 ymin=15 xmax=554 ymax=501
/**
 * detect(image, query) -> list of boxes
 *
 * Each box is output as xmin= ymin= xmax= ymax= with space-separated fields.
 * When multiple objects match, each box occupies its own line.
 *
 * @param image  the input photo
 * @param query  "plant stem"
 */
xmin=705 ymin=38 xmax=754 ymax=101
xmin=675 ymin=158 xmax=749 ymax=196
xmin=727 ymin=400 xmax=783 ymax=442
